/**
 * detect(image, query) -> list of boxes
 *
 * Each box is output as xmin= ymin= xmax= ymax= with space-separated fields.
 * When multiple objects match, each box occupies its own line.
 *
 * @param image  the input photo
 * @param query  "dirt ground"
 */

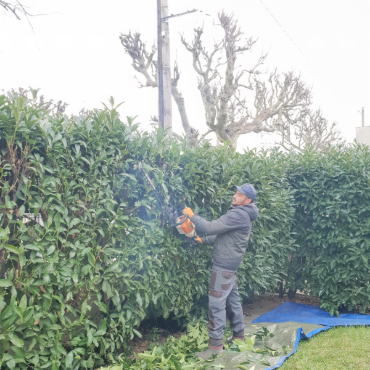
xmin=243 ymin=292 xmax=320 ymax=324
xmin=128 ymin=292 xmax=320 ymax=356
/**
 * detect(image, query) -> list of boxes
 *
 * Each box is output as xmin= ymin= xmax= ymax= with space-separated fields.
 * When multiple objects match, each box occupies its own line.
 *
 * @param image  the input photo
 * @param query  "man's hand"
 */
xmin=193 ymin=236 xmax=202 ymax=244
xmin=182 ymin=207 xmax=194 ymax=218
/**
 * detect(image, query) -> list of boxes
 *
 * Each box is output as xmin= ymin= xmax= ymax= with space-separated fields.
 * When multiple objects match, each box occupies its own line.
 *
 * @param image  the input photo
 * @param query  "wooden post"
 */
xmin=157 ymin=0 xmax=172 ymax=136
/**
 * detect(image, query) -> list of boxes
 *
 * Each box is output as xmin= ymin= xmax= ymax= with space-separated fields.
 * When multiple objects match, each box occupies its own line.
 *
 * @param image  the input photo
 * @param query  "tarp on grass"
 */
xmin=252 ymin=301 xmax=370 ymax=326
xmin=209 ymin=302 xmax=370 ymax=370
xmin=100 ymin=303 xmax=370 ymax=370
xmin=207 ymin=321 xmax=329 ymax=370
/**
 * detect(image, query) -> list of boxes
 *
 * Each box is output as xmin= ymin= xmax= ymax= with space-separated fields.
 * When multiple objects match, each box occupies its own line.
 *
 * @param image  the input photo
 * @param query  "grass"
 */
xmin=279 ymin=326 xmax=370 ymax=370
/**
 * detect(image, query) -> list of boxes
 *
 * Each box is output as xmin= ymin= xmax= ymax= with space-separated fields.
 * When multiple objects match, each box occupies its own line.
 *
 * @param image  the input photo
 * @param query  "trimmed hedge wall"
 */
xmin=0 ymin=93 xmax=293 ymax=369
xmin=286 ymin=146 xmax=370 ymax=315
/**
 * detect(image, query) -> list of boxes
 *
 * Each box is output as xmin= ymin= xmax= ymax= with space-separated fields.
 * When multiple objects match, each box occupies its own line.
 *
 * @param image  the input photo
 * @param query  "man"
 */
xmin=182 ymin=183 xmax=258 ymax=360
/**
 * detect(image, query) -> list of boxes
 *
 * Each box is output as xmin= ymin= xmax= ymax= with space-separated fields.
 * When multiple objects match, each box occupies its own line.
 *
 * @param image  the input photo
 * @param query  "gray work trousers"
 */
xmin=207 ymin=265 xmax=245 ymax=340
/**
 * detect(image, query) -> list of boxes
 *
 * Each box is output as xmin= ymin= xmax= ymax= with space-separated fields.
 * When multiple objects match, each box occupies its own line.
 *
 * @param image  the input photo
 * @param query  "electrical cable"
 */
xmin=258 ymin=0 xmax=308 ymax=60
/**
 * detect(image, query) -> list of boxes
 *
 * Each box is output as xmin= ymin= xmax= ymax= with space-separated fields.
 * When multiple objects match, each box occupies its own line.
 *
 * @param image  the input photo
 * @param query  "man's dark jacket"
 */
xmin=190 ymin=203 xmax=259 ymax=271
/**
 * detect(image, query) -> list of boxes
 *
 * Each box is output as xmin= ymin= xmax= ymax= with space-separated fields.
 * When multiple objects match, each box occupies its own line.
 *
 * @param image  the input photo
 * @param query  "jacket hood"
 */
xmin=231 ymin=203 xmax=259 ymax=221
xmin=244 ymin=203 xmax=259 ymax=221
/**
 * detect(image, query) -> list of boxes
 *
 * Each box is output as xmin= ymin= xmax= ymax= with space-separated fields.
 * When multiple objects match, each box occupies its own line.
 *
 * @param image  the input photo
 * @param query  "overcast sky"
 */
xmin=1 ymin=0 xmax=369 ymax=151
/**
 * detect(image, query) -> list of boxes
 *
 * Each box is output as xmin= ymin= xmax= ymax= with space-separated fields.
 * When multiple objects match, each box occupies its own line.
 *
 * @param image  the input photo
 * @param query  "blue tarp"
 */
xmin=252 ymin=301 xmax=370 ymax=326
xmin=250 ymin=301 xmax=370 ymax=370
xmin=208 ymin=302 xmax=370 ymax=370
xmin=263 ymin=325 xmax=331 ymax=370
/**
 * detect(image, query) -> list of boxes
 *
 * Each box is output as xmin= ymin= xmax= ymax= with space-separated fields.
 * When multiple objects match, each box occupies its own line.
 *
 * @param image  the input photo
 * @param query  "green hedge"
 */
xmin=0 ymin=93 xmax=294 ymax=369
xmin=2 ymin=91 xmax=369 ymax=369
xmin=286 ymin=146 xmax=370 ymax=315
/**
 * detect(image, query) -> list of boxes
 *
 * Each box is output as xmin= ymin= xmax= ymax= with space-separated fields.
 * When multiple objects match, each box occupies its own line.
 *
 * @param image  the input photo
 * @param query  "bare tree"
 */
xmin=277 ymin=108 xmax=344 ymax=152
xmin=119 ymin=31 xmax=199 ymax=146
xmin=120 ymin=12 xmax=312 ymax=148
xmin=181 ymin=12 xmax=312 ymax=148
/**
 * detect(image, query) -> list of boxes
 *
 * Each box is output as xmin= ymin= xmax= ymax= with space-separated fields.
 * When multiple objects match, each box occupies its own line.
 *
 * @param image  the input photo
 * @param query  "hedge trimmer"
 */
xmin=138 ymin=162 xmax=196 ymax=239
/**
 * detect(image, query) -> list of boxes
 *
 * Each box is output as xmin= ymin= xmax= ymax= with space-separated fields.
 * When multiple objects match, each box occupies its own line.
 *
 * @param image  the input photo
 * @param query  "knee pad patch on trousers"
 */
xmin=209 ymin=271 xmax=217 ymax=290
xmin=222 ymin=271 xmax=233 ymax=278
xmin=209 ymin=289 xmax=222 ymax=298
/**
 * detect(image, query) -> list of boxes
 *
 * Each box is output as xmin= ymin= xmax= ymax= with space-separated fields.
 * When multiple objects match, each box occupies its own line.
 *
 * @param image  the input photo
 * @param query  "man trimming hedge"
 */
xmin=182 ymin=183 xmax=259 ymax=360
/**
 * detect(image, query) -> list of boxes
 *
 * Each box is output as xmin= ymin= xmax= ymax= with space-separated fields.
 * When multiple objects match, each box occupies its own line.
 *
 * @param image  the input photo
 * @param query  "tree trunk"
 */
xmin=171 ymin=85 xmax=191 ymax=135
xmin=278 ymin=279 xmax=285 ymax=299
xmin=288 ymin=288 xmax=296 ymax=300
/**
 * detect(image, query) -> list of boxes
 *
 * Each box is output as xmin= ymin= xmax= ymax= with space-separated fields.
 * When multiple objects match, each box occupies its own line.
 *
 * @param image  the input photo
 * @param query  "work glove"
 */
xmin=182 ymin=207 xmax=194 ymax=218
xmin=193 ymin=236 xmax=202 ymax=244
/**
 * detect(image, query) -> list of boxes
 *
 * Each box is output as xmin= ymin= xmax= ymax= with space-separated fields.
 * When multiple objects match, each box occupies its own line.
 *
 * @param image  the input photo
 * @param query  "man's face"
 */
xmin=231 ymin=190 xmax=251 ymax=206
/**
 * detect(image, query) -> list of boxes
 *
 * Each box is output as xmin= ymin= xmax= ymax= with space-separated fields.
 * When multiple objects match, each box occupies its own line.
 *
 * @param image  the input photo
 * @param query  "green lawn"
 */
xmin=279 ymin=326 xmax=370 ymax=370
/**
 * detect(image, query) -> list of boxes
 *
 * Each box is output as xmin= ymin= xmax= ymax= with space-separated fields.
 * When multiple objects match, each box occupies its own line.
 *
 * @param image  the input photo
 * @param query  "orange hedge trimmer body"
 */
xmin=175 ymin=214 xmax=196 ymax=238
xmin=138 ymin=161 xmax=196 ymax=239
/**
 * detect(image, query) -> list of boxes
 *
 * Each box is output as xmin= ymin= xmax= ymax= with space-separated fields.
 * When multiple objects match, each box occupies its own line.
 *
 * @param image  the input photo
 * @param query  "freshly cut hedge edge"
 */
xmin=286 ymin=146 xmax=370 ymax=315
xmin=0 ymin=93 xmax=293 ymax=369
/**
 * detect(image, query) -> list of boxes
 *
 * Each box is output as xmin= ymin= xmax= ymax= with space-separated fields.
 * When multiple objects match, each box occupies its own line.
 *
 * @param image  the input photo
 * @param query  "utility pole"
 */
xmin=157 ymin=0 xmax=164 ymax=132
xmin=157 ymin=3 xmax=200 ymax=137
xmin=361 ymin=107 xmax=365 ymax=127
xmin=157 ymin=0 xmax=172 ymax=136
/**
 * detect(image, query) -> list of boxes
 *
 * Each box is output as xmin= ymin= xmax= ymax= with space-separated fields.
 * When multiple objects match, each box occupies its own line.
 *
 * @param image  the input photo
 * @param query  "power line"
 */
xmin=258 ymin=0 xmax=308 ymax=60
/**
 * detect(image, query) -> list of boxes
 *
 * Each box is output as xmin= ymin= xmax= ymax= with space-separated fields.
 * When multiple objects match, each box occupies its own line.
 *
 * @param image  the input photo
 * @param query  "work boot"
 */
xmin=226 ymin=329 xmax=245 ymax=343
xmin=195 ymin=338 xmax=224 ymax=360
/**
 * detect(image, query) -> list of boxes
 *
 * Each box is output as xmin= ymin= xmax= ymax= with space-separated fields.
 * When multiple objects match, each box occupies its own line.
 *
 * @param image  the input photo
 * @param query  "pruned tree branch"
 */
xmin=120 ymin=31 xmax=199 ymax=144
xmin=0 ymin=0 xmax=27 ymax=19
xmin=276 ymin=108 xmax=344 ymax=152
xmin=119 ymin=32 xmax=157 ymax=88
xmin=0 ymin=1 xmax=52 ymax=19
